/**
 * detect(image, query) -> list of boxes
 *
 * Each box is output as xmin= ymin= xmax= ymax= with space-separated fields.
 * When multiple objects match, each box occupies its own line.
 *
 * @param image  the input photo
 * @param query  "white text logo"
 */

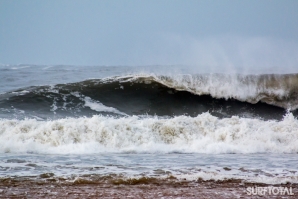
xmin=246 ymin=186 xmax=294 ymax=196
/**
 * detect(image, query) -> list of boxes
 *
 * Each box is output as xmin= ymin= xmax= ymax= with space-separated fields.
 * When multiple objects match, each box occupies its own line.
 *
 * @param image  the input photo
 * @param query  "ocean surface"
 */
xmin=0 ymin=64 xmax=298 ymax=184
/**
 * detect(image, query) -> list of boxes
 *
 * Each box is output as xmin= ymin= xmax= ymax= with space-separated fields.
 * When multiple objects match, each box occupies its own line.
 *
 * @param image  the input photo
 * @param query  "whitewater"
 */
xmin=0 ymin=112 xmax=298 ymax=154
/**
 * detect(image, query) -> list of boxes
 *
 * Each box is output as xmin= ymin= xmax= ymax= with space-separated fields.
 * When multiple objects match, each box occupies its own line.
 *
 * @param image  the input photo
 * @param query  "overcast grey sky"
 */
xmin=1 ymin=0 xmax=298 ymax=69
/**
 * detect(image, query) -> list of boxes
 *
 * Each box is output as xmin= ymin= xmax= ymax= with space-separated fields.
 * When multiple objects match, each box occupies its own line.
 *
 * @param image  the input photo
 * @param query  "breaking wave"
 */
xmin=1 ymin=73 xmax=297 ymax=120
xmin=113 ymin=73 xmax=298 ymax=110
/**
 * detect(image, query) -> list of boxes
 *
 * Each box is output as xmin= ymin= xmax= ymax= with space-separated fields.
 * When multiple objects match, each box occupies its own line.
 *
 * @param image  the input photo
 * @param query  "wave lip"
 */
xmin=113 ymin=73 xmax=298 ymax=110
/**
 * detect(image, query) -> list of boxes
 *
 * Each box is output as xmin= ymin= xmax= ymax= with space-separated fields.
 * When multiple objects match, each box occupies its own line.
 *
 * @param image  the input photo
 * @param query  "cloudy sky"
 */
xmin=1 ymin=0 xmax=298 ymax=70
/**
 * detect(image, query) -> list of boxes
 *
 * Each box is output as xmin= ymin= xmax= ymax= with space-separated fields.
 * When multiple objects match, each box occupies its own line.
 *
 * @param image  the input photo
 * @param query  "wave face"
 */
xmin=1 ymin=73 xmax=297 ymax=120
xmin=0 ymin=112 xmax=297 ymax=154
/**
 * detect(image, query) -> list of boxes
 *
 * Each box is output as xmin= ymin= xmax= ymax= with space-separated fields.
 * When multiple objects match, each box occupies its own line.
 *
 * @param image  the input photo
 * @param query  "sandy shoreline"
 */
xmin=0 ymin=177 xmax=297 ymax=198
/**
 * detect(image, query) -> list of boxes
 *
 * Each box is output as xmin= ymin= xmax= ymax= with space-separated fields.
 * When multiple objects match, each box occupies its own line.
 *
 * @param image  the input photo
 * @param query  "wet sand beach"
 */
xmin=0 ymin=177 xmax=297 ymax=198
